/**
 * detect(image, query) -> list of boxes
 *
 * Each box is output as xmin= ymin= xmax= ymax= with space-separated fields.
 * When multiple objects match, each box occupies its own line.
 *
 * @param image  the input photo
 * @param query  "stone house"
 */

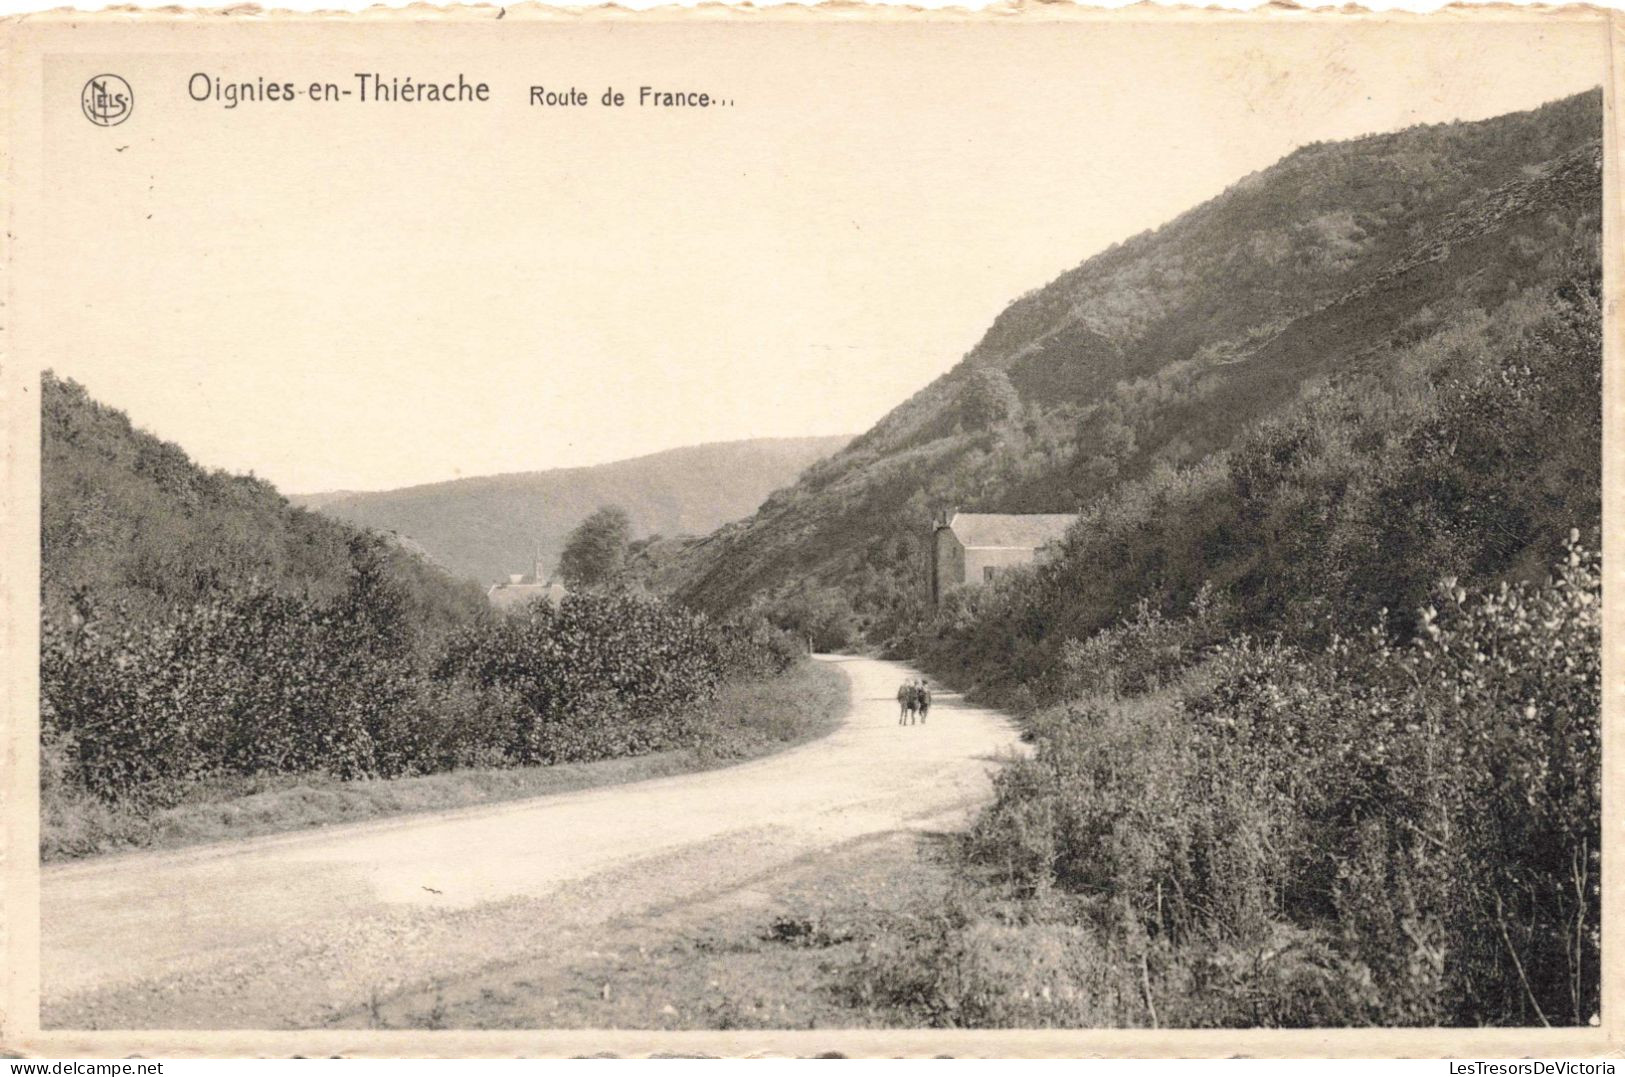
xmin=931 ymin=510 xmax=1078 ymax=605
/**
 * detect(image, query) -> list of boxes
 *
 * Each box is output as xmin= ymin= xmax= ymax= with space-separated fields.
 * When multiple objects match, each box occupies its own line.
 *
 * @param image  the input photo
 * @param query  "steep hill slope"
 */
xmin=292 ymin=436 xmax=850 ymax=585
xmin=673 ymin=90 xmax=1602 ymax=638
xmin=41 ymin=373 xmax=488 ymax=633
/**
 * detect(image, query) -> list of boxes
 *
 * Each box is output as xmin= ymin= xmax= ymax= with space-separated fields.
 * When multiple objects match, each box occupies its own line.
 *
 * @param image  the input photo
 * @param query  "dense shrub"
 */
xmin=435 ymin=591 xmax=791 ymax=765
xmin=757 ymin=585 xmax=861 ymax=653
xmin=712 ymin=616 xmax=805 ymax=679
xmin=958 ymin=536 xmax=1599 ymax=1026
xmin=44 ymin=556 xmax=439 ymax=805
xmin=849 ymin=887 xmax=1140 ymax=1028
xmin=44 ymin=559 xmax=798 ymax=805
xmin=1058 ymin=583 xmax=1231 ymax=701
xmin=42 ymin=658 xmax=844 ymax=862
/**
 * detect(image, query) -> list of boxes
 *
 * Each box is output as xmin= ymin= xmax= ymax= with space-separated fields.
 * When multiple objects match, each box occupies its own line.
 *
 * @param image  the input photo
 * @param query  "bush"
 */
xmin=43 ymin=554 xmax=800 ymax=805
xmin=759 ymin=586 xmax=860 ymax=653
xmin=42 ymin=574 xmax=428 ymax=805
xmin=850 ymin=889 xmax=1136 ymax=1028
xmin=956 ymin=535 xmax=1600 ymax=1026
xmin=438 ymin=591 xmax=740 ymax=764
xmin=1059 ymin=582 xmax=1231 ymax=701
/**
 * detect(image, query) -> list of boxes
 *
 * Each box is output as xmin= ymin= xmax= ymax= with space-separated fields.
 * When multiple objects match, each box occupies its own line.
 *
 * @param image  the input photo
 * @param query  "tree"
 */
xmin=764 ymin=585 xmax=859 ymax=653
xmin=962 ymin=367 xmax=1021 ymax=429
xmin=558 ymin=505 xmax=632 ymax=590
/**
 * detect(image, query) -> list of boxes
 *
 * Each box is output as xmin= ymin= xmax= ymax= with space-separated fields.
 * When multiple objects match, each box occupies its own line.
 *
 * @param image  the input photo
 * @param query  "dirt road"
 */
xmin=42 ymin=656 xmax=1022 ymax=1028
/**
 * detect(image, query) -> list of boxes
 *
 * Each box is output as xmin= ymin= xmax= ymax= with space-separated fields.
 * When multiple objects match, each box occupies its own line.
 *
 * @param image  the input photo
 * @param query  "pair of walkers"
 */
xmin=896 ymin=678 xmax=932 ymax=725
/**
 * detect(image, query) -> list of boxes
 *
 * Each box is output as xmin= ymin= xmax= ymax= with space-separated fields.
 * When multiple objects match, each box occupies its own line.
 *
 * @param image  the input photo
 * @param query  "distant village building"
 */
xmin=931 ymin=510 xmax=1078 ymax=605
xmin=486 ymin=551 xmax=569 ymax=611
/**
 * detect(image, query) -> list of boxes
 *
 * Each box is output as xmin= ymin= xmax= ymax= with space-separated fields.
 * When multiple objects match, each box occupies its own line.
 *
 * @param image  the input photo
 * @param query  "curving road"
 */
xmin=41 ymin=656 xmax=1023 ymax=1029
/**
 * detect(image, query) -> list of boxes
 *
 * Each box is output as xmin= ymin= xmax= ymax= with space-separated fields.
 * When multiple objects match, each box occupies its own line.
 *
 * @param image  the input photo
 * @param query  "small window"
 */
xmin=983 ymin=566 xmax=998 ymax=583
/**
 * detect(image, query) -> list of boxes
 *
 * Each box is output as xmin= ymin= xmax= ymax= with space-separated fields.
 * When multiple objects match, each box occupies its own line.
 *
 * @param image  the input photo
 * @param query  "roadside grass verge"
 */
xmin=341 ymin=828 xmax=963 ymax=1031
xmin=42 ymin=658 xmax=848 ymax=863
xmin=343 ymin=825 xmax=1120 ymax=1032
xmin=330 ymin=823 xmax=1135 ymax=1031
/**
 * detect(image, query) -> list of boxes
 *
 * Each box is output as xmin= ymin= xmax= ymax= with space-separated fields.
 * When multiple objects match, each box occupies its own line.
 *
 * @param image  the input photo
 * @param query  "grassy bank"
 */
xmin=340 ymin=826 xmax=1110 ymax=1032
xmin=42 ymin=658 xmax=848 ymax=863
xmin=340 ymin=828 xmax=960 ymax=1030
xmin=333 ymin=820 xmax=1168 ymax=1031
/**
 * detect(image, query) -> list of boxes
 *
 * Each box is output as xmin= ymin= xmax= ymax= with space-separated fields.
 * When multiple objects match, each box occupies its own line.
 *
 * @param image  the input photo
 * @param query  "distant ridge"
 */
xmin=291 ymin=435 xmax=852 ymax=584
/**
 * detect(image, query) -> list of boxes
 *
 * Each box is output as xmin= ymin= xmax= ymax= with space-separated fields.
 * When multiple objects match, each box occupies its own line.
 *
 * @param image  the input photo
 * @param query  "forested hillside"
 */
xmin=670 ymin=90 xmax=1603 ymax=1028
xmin=293 ymin=435 xmax=850 ymax=585
xmin=673 ymin=90 xmax=1602 ymax=655
xmin=42 ymin=373 xmax=488 ymax=633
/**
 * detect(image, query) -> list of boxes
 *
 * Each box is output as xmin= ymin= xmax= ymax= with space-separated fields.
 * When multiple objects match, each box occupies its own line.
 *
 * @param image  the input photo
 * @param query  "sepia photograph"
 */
xmin=0 ymin=4 xmax=1616 ymax=1056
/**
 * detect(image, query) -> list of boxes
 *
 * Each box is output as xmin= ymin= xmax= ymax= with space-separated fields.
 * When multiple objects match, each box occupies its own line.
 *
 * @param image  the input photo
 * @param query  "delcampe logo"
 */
xmin=81 ymin=74 xmax=133 ymax=127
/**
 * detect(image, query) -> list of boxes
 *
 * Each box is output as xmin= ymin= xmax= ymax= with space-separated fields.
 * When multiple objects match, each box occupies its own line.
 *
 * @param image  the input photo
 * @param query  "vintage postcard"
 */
xmin=0 ymin=1 xmax=1619 ymax=1058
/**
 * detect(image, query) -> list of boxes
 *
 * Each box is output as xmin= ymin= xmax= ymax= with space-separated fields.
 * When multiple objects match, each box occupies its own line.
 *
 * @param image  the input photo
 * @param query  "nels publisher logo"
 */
xmin=81 ymin=74 xmax=133 ymax=127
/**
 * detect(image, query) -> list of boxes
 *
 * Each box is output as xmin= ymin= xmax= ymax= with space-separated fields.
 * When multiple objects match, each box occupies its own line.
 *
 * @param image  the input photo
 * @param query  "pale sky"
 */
xmin=20 ymin=15 xmax=1607 ymax=493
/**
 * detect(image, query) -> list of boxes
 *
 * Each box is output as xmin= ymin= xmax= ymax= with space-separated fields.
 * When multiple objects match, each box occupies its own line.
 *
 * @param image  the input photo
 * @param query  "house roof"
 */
xmin=487 ymin=580 xmax=569 ymax=610
xmin=945 ymin=512 xmax=1077 ymax=550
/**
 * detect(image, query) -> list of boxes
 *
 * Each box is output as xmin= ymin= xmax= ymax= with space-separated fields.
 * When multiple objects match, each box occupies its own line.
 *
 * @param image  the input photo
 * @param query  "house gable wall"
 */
xmin=962 ymin=544 xmax=1046 ymax=586
xmin=933 ymin=526 xmax=965 ymax=604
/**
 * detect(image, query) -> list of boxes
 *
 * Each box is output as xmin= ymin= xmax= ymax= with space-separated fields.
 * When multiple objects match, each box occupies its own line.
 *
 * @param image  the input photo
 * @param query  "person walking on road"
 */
xmin=896 ymin=679 xmax=932 ymax=726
